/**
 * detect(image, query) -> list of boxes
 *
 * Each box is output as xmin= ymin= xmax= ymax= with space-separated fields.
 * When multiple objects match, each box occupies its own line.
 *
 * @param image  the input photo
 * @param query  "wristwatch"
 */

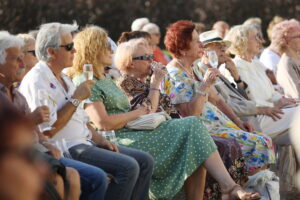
xmin=234 ymin=77 xmax=242 ymax=84
xmin=69 ymin=97 xmax=80 ymax=107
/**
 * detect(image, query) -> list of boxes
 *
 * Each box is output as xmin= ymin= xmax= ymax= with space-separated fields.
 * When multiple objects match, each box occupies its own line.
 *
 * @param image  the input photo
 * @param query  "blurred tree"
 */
xmin=0 ymin=0 xmax=299 ymax=45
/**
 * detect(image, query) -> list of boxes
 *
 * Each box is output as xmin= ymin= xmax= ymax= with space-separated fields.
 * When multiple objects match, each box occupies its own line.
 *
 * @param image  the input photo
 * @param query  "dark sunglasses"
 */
xmin=132 ymin=54 xmax=154 ymax=61
xmin=27 ymin=50 xmax=36 ymax=57
xmin=60 ymin=42 xmax=74 ymax=51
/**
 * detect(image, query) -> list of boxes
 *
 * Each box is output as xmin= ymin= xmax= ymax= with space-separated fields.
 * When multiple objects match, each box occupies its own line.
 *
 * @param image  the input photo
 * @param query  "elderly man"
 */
xmin=195 ymin=30 xmax=296 ymax=144
xmin=20 ymin=22 xmax=154 ymax=200
xmin=14 ymin=32 xmax=110 ymax=200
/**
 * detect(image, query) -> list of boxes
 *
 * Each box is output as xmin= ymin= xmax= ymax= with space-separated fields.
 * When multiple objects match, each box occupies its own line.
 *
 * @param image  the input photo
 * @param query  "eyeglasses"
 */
xmin=26 ymin=50 xmax=36 ymax=57
xmin=132 ymin=54 xmax=154 ymax=61
xmin=248 ymin=34 xmax=260 ymax=41
xmin=106 ymin=42 xmax=112 ymax=51
xmin=60 ymin=42 xmax=74 ymax=51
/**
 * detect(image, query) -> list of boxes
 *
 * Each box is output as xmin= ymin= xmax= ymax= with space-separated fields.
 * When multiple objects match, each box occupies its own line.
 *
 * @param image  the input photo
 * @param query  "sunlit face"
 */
xmin=205 ymin=42 xmax=227 ymax=64
xmin=131 ymin=44 xmax=153 ymax=78
xmin=0 ymin=127 xmax=45 ymax=200
xmin=52 ymin=33 xmax=76 ymax=69
xmin=22 ymin=41 xmax=38 ymax=75
xmin=99 ymin=38 xmax=114 ymax=67
xmin=150 ymin=27 xmax=161 ymax=46
xmin=246 ymin=30 xmax=260 ymax=57
xmin=0 ymin=47 xmax=25 ymax=83
xmin=184 ymin=30 xmax=204 ymax=60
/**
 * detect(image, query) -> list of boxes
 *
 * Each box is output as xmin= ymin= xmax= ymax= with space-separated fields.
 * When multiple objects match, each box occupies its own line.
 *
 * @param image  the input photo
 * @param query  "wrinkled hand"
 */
xmin=236 ymin=120 xmax=254 ymax=132
xmin=202 ymin=68 xmax=220 ymax=86
xmin=223 ymin=56 xmax=239 ymax=79
xmin=43 ymin=142 xmax=61 ymax=160
xmin=31 ymin=106 xmax=50 ymax=125
xmin=257 ymin=106 xmax=284 ymax=121
xmin=274 ymin=97 xmax=296 ymax=109
xmin=72 ymin=80 xmax=95 ymax=100
xmin=151 ymin=62 xmax=168 ymax=83
xmin=99 ymin=140 xmax=119 ymax=152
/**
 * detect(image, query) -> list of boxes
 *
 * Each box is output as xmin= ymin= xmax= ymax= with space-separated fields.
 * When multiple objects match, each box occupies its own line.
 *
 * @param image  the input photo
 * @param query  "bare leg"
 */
xmin=49 ymin=173 xmax=64 ymax=199
xmin=184 ymin=165 xmax=206 ymax=200
xmin=203 ymin=151 xmax=260 ymax=200
xmin=66 ymin=167 xmax=81 ymax=200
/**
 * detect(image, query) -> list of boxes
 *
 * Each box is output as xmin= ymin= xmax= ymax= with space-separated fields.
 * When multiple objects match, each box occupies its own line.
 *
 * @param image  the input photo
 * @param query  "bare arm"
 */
xmin=176 ymin=82 xmax=210 ymax=116
xmin=85 ymin=101 xmax=149 ymax=131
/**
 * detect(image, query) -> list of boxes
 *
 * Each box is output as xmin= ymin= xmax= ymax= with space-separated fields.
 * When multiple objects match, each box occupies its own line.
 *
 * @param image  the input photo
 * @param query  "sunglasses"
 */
xmin=27 ymin=50 xmax=36 ymax=57
xmin=60 ymin=42 xmax=74 ymax=51
xmin=132 ymin=54 xmax=154 ymax=61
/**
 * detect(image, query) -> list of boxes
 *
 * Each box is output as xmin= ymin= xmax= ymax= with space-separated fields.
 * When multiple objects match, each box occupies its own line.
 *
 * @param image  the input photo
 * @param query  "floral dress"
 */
xmin=161 ymin=65 xmax=275 ymax=172
xmin=73 ymin=74 xmax=217 ymax=200
xmin=118 ymin=74 xmax=248 ymax=200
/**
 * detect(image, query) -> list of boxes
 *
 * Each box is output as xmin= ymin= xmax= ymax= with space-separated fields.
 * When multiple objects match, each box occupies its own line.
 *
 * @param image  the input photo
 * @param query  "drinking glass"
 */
xmin=38 ymin=89 xmax=54 ymax=132
xmin=83 ymin=64 xmax=93 ymax=81
xmin=207 ymin=50 xmax=222 ymax=85
xmin=100 ymin=130 xmax=118 ymax=144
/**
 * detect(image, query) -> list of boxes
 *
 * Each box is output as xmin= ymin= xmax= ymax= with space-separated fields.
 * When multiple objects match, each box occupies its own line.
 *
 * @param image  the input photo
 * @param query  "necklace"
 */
xmin=175 ymin=59 xmax=195 ymax=79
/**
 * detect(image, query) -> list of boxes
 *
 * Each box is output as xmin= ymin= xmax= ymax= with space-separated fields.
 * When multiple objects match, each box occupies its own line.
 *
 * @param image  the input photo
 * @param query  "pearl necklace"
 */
xmin=175 ymin=60 xmax=195 ymax=79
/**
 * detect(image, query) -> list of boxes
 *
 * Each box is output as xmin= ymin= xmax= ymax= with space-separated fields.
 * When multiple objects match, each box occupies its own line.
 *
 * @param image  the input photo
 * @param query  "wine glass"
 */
xmin=207 ymin=50 xmax=222 ymax=85
xmin=37 ymin=89 xmax=54 ymax=132
xmin=83 ymin=64 xmax=93 ymax=81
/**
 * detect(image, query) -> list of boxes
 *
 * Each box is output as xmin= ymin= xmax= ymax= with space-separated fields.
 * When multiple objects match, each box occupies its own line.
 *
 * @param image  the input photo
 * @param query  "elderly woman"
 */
xmin=222 ymin=24 xmax=298 ymax=143
xmin=17 ymin=34 xmax=37 ymax=75
xmin=161 ymin=20 xmax=275 ymax=175
xmin=70 ymin=26 xmax=259 ymax=200
xmin=275 ymin=19 xmax=300 ymax=99
xmin=116 ymin=37 xmax=251 ymax=199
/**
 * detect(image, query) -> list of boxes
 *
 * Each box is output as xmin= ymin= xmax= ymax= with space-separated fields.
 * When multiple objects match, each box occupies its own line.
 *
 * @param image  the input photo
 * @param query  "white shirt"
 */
xmin=19 ymin=61 xmax=92 ymax=148
xmin=220 ymin=56 xmax=282 ymax=107
xmin=259 ymin=49 xmax=281 ymax=72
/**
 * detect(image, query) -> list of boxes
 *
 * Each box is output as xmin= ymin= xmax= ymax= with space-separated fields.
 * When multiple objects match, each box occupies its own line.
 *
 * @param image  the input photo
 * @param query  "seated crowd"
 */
xmin=0 ymin=16 xmax=300 ymax=200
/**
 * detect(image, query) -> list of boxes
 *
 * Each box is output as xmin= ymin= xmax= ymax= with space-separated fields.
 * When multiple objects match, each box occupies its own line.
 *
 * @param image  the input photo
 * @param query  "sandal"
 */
xmin=221 ymin=184 xmax=261 ymax=200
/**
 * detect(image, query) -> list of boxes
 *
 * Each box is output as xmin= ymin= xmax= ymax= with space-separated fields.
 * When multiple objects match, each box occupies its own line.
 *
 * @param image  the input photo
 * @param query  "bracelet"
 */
xmin=195 ymin=82 xmax=208 ymax=97
xmin=149 ymin=88 xmax=160 ymax=91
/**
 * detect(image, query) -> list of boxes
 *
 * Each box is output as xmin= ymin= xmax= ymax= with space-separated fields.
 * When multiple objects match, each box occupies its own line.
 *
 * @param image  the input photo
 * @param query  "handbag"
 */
xmin=126 ymin=112 xmax=171 ymax=130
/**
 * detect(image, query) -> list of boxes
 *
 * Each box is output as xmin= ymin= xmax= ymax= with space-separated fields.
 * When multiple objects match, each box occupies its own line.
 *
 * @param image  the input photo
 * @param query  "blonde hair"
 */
xmin=114 ymin=38 xmax=149 ymax=72
xmin=225 ymin=24 xmax=257 ymax=56
xmin=243 ymin=17 xmax=262 ymax=26
xmin=69 ymin=26 xmax=108 ymax=78
xmin=267 ymin=16 xmax=285 ymax=41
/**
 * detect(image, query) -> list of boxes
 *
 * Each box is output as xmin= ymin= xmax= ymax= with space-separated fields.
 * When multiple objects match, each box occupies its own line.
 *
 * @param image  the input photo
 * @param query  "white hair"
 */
xmin=17 ymin=34 xmax=35 ymax=51
xmin=114 ymin=38 xmax=149 ymax=71
xmin=0 ymin=31 xmax=24 ymax=65
xmin=141 ymin=23 xmax=160 ymax=34
xmin=131 ymin=17 xmax=150 ymax=31
xmin=35 ymin=22 xmax=78 ymax=61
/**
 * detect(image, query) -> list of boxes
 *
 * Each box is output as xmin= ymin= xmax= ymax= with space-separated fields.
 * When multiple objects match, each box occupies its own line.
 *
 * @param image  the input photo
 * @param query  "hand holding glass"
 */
xmin=83 ymin=64 xmax=93 ymax=81
xmin=100 ymin=130 xmax=118 ymax=144
xmin=207 ymin=50 xmax=222 ymax=85
xmin=38 ymin=89 xmax=54 ymax=132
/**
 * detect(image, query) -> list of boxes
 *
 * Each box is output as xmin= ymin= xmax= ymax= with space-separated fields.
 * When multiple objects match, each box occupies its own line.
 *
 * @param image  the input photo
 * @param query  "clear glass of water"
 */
xmin=207 ymin=50 xmax=222 ymax=86
xmin=37 ymin=89 xmax=54 ymax=132
xmin=83 ymin=64 xmax=93 ymax=81
xmin=101 ymin=130 xmax=118 ymax=144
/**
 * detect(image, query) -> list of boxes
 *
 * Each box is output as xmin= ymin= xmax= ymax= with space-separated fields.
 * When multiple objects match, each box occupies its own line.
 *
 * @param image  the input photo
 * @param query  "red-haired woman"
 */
xmin=162 ymin=19 xmax=274 ymax=180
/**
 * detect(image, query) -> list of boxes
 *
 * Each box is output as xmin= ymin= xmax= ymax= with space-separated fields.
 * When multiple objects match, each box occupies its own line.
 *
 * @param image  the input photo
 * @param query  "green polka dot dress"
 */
xmin=73 ymin=75 xmax=217 ymax=199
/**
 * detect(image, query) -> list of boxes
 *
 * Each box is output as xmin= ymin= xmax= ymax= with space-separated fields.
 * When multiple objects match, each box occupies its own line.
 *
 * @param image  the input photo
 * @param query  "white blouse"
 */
xmin=220 ymin=56 xmax=282 ymax=107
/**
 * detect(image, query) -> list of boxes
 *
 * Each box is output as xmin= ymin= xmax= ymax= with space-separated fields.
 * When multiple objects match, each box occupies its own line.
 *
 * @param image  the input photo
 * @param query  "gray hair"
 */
xmin=0 ymin=31 xmax=24 ymax=65
xmin=35 ymin=22 xmax=78 ymax=61
xmin=141 ymin=23 xmax=160 ymax=34
xmin=17 ymin=34 xmax=35 ymax=51
xmin=131 ymin=18 xmax=150 ymax=31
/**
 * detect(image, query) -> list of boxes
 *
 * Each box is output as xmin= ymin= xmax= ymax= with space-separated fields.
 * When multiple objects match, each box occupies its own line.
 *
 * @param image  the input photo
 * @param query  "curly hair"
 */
xmin=164 ymin=20 xmax=195 ymax=58
xmin=224 ymin=24 xmax=257 ymax=56
xmin=69 ymin=26 xmax=108 ymax=78
xmin=271 ymin=19 xmax=300 ymax=51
